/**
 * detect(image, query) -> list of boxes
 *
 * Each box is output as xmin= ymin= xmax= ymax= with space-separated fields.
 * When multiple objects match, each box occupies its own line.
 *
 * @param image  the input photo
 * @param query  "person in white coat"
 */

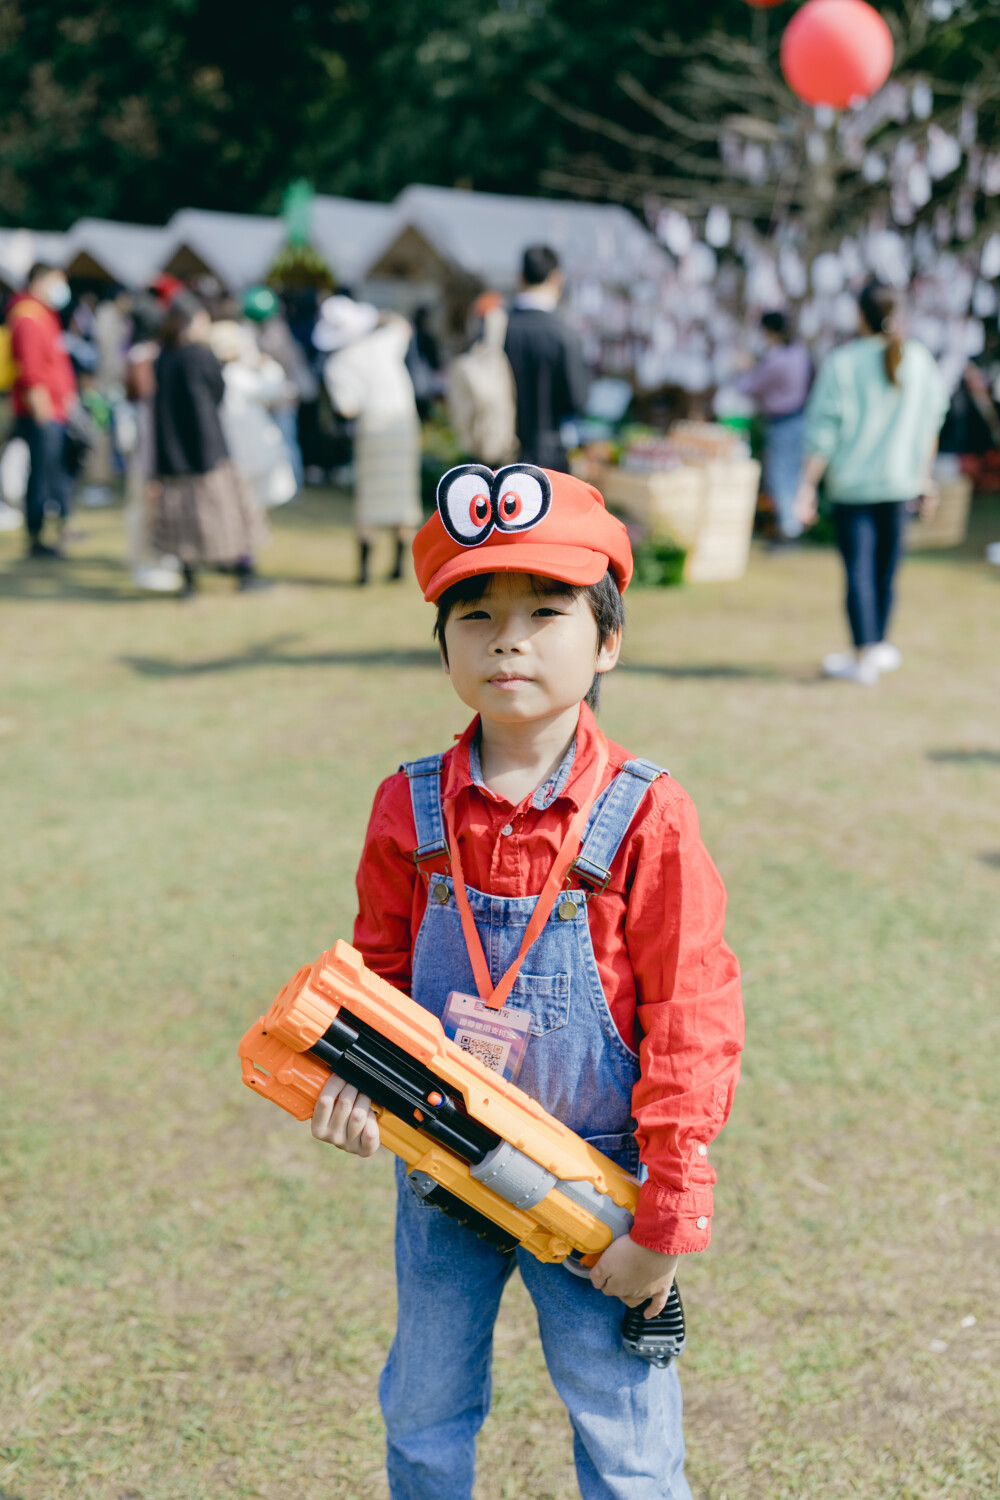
xmin=208 ymin=320 xmax=297 ymax=510
xmin=316 ymin=296 xmax=421 ymax=585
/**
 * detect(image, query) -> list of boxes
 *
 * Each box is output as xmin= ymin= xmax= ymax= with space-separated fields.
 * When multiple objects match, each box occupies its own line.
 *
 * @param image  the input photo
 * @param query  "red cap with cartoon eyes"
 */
xmin=412 ymin=464 xmax=634 ymax=602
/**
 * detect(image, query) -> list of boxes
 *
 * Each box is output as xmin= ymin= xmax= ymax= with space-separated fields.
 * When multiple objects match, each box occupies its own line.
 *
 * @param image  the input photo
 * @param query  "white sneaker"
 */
xmin=822 ymin=650 xmax=879 ymax=685
xmin=868 ymin=642 xmax=902 ymax=672
xmin=986 ymin=541 xmax=1000 ymax=565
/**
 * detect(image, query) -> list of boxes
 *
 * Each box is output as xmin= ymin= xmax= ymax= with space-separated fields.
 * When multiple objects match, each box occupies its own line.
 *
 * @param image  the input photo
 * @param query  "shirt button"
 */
xmin=697 ymin=1144 xmax=708 ymax=1157
xmin=500 ymin=824 xmax=513 ymax=836
xmin=696 ymin=1215 xmax=708 ymax=1230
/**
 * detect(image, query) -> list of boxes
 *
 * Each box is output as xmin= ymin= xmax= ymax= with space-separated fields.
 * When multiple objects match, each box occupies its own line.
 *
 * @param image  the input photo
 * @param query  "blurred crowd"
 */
xmin=0 ymin=240 xmax=996 ymax=676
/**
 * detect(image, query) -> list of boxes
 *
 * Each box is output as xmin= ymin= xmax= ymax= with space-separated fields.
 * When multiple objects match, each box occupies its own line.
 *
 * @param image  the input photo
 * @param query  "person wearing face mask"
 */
xmin=8 ymin=263 xmax=77 ymax=558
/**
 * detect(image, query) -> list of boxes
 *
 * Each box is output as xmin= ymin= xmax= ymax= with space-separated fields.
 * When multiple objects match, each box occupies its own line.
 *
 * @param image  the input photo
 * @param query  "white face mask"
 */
xmin=45 ymin=278 xmax=71 ymax=311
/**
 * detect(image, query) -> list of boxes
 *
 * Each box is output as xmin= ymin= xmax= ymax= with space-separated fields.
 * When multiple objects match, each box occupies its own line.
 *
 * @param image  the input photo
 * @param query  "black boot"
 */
xmin=357 ymin=539 xmax=371 ymax=586
xmin=235 ymin=559 xmax=272 ymax=592
xmin=180 ymin=564 xmax=198 ymax=598
xmin=389 ymin=537 xmax=406 ymax=581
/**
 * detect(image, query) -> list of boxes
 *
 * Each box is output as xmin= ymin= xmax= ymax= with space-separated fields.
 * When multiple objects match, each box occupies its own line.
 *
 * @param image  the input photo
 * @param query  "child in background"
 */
xmin=312 ymin=463 xmax=744 ymax=1500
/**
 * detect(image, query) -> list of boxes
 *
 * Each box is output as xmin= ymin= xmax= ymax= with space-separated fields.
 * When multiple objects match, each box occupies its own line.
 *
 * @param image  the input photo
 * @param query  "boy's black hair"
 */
xmin=26 ymin=262 xmax=56 ymax=286
xmin=521 ymin=245 xmax=560 ymax=286
xmin=434 ymin=568 xmax=624 ymax=712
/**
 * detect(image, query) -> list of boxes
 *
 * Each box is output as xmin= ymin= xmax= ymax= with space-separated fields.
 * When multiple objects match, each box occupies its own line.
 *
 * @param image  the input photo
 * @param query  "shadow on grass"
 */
xmin=927 ymin=748 xmax=1000 ymax=765
xmin=978 ymin=851 xmax=1000 ymax=869
xmin=620 ymin=659 xmax=822 ymax=683
xmin=0 ymin=552 xmax=171 ymax=605
xmin=120 ymin=636 xmax=806 ymax=683
xmin=121 ymin=634 xmax=442 ymax=677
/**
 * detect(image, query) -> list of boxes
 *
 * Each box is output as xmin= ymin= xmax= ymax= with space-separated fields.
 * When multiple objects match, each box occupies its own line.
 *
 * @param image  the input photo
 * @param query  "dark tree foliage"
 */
xmin=0 ymin=0 xmax=760 ymax=228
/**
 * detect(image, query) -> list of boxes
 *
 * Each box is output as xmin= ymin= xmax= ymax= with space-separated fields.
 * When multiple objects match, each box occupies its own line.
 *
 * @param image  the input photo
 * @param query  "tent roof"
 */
xmin=387 ymin=185 xmax=666 ymax=288
xmin=310 ymin=195 xmax=400 ymax=288
xmin=0 ymin=228 xmax=69 ymax=288
xmin=63 ymin=218 xmax=170 ymax=286
xmin=160 ymin=209 xmax=287 ymax=290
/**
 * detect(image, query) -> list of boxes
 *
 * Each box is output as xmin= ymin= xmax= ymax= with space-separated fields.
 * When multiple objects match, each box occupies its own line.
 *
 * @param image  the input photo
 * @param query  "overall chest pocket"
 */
xmin=507 ymin=971 xmax=570 ymax=1037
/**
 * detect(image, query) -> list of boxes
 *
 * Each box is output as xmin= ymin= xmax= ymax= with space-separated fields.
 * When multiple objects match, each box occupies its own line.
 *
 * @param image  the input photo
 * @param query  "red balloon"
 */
xmin=781 ymin=0 xmax=894 ymax=108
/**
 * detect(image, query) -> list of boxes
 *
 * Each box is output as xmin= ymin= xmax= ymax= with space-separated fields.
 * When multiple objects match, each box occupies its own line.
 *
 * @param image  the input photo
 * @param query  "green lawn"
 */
xmin=1 ymin=492 xmax=998 ymax=1500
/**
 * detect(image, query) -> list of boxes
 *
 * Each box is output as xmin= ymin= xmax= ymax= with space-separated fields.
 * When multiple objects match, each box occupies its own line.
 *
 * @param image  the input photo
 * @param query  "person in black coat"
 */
xmin=150 ymin=292 xmax=269 ymax=596
xmin=503 ymin=245 xmax=590 ymax=473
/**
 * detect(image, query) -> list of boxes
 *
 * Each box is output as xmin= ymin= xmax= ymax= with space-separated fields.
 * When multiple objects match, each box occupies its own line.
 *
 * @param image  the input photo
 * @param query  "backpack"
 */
xmin=0 ymin=299 xmax=47 ymax=393
xmin=446 ymin=308 xmax=519 ymax=468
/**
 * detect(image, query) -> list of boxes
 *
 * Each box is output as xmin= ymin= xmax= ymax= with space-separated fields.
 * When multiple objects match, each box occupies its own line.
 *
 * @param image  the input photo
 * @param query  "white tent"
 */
xmin=159 ymin=209 xmax=287 ymax=291
xmin=0 ymin=228 xmax=69 ymax=288
xmin=383 ymin=184 xmax=667 ymax=291
xmin=310 ymin=195 xmax=400 ymax=288
xmin=63 ymin=218 xmax=170 ymax=286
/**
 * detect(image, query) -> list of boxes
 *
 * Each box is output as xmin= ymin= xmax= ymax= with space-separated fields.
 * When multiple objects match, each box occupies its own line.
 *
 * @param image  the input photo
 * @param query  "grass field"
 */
xmin=1 ymin=491 xmax=998 ymax=1500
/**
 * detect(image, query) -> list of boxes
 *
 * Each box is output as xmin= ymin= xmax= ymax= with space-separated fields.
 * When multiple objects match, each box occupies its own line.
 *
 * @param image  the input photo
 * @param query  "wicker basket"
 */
xmin=595 ymin=460 xmax=760 ymax=583
xmin=907 ymin=475 xmax=973 ymax=550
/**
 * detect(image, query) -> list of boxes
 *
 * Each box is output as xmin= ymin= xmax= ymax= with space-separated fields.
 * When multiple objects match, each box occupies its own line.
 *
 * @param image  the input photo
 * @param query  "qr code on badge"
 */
xmin=457 ymin=1033 xmax=506 ymax=1073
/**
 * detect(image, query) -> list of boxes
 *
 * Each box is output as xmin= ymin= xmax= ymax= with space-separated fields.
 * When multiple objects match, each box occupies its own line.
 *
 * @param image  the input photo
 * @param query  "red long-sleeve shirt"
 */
xmin=8 ymin=294 xmax=76 ymax=422
xmin=353 ymin=705 xmax=743 ymax=1255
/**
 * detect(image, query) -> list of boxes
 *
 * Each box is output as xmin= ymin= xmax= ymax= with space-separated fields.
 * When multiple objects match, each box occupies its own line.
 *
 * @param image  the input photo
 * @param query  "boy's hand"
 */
xmin=589 ymin=1235 xmax=680 ymax=1319
xmin=311 ymin=1072 xmax=381 ymax=1158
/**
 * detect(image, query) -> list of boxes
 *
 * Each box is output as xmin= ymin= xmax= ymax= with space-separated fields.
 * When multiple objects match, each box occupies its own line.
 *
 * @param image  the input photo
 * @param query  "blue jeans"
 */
xmin=382 ymin=1158 xmax=690 ymax=1500
xmin=15 ymin=417 xmax=72 ymax=539
xmin=832 ymin=500 xmax=907 ymax=648
xmin=763 ymin=411 xmax=806 ymax=539
xmin=272 ymin=405 xmax=303 ymax=492
xmin=381 ymin=753 xmax=693 ymax=1500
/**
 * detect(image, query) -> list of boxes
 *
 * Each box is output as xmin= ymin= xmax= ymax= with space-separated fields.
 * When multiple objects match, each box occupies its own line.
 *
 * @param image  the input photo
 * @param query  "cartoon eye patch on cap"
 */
xmin=412 ymin=462 xmax=634 ymax=602
xmin=437 ymin=464 xmax=553 ymax=547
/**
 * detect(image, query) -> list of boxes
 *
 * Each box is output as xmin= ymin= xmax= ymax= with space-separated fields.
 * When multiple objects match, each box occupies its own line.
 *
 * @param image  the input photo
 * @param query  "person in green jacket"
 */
xmin=797 ymin=282 xmax=949 ymax=685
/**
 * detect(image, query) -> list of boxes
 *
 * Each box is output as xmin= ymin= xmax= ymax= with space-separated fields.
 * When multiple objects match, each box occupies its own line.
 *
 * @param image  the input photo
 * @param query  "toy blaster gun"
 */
xmin=239 ymin=940 xmax=685 ymax=1368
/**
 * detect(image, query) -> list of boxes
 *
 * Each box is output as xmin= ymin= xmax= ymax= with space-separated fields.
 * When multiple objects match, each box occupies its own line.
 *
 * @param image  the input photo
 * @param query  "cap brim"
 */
xmin=424 ymin=542 xmax=610 ymax=602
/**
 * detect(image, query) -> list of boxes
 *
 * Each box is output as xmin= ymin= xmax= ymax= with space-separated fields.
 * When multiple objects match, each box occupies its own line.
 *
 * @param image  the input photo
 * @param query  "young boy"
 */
xmin=312 ymin=463 xmax=743 ymax=1500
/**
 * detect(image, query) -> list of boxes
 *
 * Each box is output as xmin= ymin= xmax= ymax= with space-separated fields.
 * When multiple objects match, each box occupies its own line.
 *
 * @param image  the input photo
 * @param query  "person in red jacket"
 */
xmin=9 ymin=262 xmax=77 ymax=557
xmin=310 ymin=464 xmax=743 ymax=1500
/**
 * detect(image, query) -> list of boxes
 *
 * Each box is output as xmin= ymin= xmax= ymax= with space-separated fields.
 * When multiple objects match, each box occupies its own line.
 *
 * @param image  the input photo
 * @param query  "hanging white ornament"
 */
xmin=907 ymin=161 xmax=933 ymax=208
xmin=833 ymin=291 xmax=859 ymax=333
xmin=657 ymin=210 xmax=693 ymax=258
xmin=926 ymin=125 xmax=962 ymax=181
xmin=891 ymin=184 xmax=915 ymax=226
xmin=798 ymin=301 xmax=822 ymax=340
xmin=862 ymin=153 xmax=887 ymax=184
xmin=911 ymin=82 xmax=934 ymax=120
xmin=964 ymin=319 xmax=985 ymax=356
xmin=806 ymin=133 xmax=828 ymax=167
xmin=972 ymin=280 xmax=998 ymax=318
xmin=933 ymin=206 xmax=953 ymax=245
xmin=681 ymin=243 xmax=717 ymax=287
xmin=743 ymin=144 xmax=768 ymax=185
xmin=839 ymin=237 xmax=865 ymax=281
xmin=778 ymin=246 xmax=807 ymax=299
xmin=981 ymin=155 xmax=1000 ymax=196
xmin=959 ymin=103 xmax=977 ymax=149
xmin=705 ymin=205 xmax=731 ymax=249
xmin=811 ymin=252 xmax=845 ymax=296
xmin=867 ymin=230 xmax=911 ymax=287
xmin=956 ymin=195 xmax=976 ymax=240
xmin=980 ymin=233 xmax=1000 ymax=279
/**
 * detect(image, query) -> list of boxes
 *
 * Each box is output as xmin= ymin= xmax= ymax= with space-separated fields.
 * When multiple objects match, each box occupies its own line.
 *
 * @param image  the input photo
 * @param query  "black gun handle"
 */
xmin=620 ymin=1280 xmax=686 ymax=1367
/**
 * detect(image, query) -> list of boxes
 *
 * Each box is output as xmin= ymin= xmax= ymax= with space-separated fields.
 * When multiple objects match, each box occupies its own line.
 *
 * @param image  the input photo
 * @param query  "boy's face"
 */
xmin=441 ymin=573 xmax=621 ymax=725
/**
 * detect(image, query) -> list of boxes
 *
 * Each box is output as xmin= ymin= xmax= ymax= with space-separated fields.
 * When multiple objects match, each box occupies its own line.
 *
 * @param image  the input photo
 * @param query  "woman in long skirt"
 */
xmin=151 ymin=292 xmax=269 ymax=598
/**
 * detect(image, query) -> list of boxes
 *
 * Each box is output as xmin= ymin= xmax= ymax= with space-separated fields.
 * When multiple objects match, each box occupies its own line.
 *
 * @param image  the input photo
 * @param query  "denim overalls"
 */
xmin=378 ymin=747 xmax=693 ymax=1500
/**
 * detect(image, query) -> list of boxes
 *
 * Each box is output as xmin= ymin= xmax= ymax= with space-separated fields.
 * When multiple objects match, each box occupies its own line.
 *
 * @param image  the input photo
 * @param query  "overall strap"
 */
xmin=573 ymin=757 xmax=668 ymax=890
xmin=400 ymin=755 xmax=448 ymax=866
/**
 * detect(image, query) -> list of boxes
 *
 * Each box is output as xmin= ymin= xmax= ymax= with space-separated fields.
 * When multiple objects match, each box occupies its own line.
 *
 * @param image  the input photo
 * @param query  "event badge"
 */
xmin=441 ymin=990 xmax=532 ymax=1083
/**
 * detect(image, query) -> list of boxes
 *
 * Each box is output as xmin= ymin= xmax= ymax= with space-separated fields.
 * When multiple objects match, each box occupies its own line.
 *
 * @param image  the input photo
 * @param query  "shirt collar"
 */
xmin=514 ymin=288 xmax=560 ymax=312
xmin=443 ymin=703 xmax=606 ymax=812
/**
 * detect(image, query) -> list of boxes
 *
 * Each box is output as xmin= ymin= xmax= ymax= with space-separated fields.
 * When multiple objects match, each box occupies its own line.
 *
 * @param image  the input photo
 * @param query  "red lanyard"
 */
xmin=443 ymin=736 xmax=609 ymax=1011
